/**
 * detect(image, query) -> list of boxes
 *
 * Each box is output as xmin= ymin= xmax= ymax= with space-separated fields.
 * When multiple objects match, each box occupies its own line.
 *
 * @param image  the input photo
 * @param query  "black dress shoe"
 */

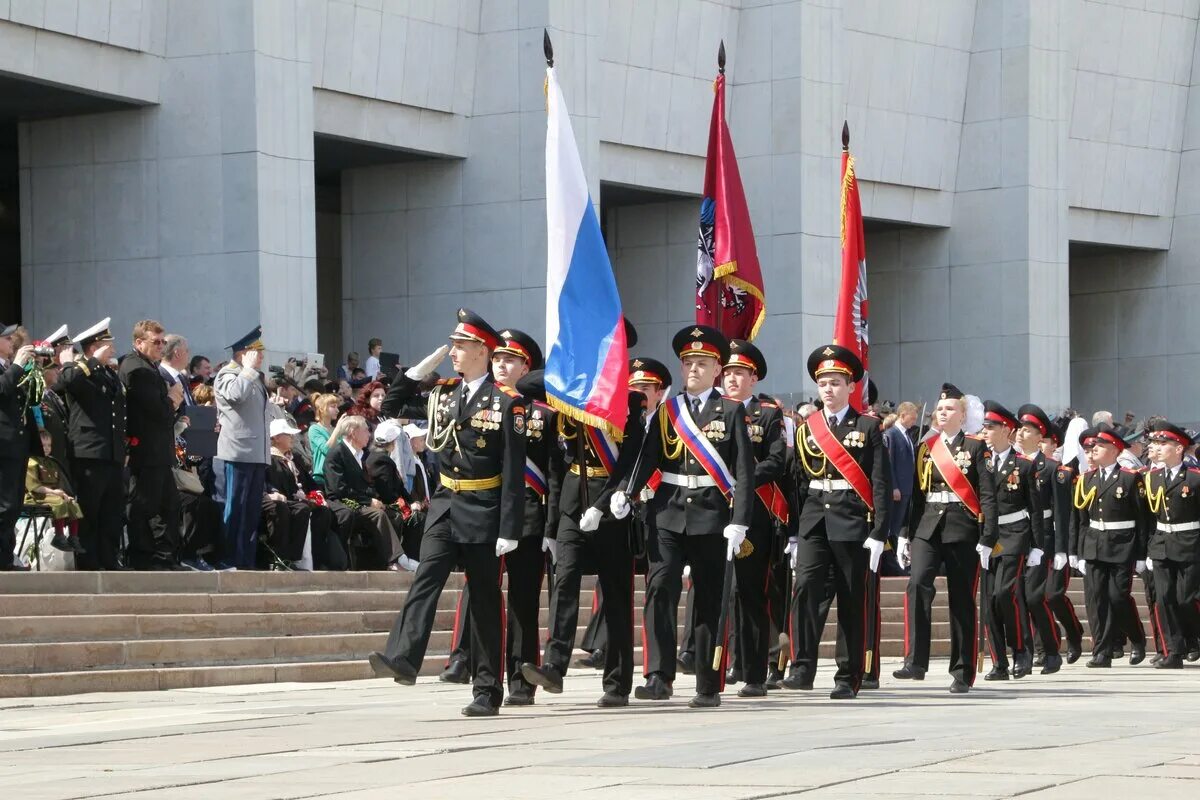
xmin=1187 ymin=648 xmax=1200 ymax=663
xmin=597 ymin=691 xmax=628 ymax=708
xmin=1129 ymin=645 xmax=1146 ymax=666
xmin=829 ymin=683 xmax=857 ymax=700
xmin=781 ymin=671 xmax=813 ymax=690
xmin=1151 ymin=653 xmax=1163 ymax=665
xmin=68 ymin=537 xmax=87 ymax=555
xmin=504 ymin=690 xmax=534 ymax=706
xmin=1065 ymin=642 xmax=1082 ymax=664
xmin=1111 ymin=647 xmax=1125 ymax=659
xmin=1086 ymin=656 xmax=1111 ymax=668
xmin=519 ymin=663 xmax=564 ymax=694
xmin=50 ymin=533 xmax=73 ymax=552
xmin=368 ymin=652 xmax=417 ymax=685
xmin=860 ymin=678 xmax=880 ymax=690
xmin=439 ymin=659 xmax=470 ymax=684
xmin=575 ymin=649 xmax=605 ymax=669
xmin=1040 ymin=654 xmax=1063 ymax=675
xmin=892 ymin=664 xmax=926 ymax=680
xmin=725 ymin=667 xmax=742 ymax=685
xmin=1032 ymin=653 xmax=1046 ymax=667
xmin=1156 ymin=655 xmax=1184 ymax=669
xmin=634 ymin=673 xmax=673 ymax=700
xmin=765 ymin=669 xmax=784 ymax=690
xmin=0 ymin=562 xmax=31 ymax=572
xmin=737 ymin=683 xmax=766 ymax=698
xmin=461 ymin=696 xmax=499 ymax=717
xmin=677 ymin=651 xmax=696 ymax=675
xmin=688 ymin=692 xmax=721 ymax=708
xmin=1013 ymin=652 xmax=1033 ymax=679
xmin=983 ymin=666 xmax=1010 ymax=681
xmin=949 ymin=679 xmax=970 ymax=694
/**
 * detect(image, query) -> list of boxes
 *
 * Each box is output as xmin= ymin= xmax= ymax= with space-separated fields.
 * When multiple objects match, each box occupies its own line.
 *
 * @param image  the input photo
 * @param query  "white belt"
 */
xmin=998 ymin=509 xmax=1029 ymax=525
xmin=660 ymin=472 xmax=717 ymax=489
xmin=926 ymin=491 xmax=956 ymax=504
xmin=1043 ymin=509 xmax=1053 ymax=519
xmin=1157 ymin=521 xmax=1200 ymax=533
xmin=810 ymin=478 xmax=852 ymax=493
xmin=1091 ymin=519 xmax=1136 ymax=531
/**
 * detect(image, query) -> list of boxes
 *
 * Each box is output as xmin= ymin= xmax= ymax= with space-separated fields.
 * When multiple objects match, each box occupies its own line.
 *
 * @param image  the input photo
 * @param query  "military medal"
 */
xmin=1115 ymin=486 xmax=1124 ymax=498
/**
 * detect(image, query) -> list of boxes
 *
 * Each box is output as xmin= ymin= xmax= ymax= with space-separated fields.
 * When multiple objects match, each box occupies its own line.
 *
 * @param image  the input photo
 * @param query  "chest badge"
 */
xmin=1115 ymin=486 xmax=1124 ymax=499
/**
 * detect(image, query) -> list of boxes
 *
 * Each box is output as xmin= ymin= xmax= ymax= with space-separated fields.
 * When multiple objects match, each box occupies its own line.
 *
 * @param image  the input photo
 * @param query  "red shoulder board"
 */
xmin=760 ymin=400 xmax=779 ymax=409
xmin=1189 ymin=467 xmax=1200 ymax=474
xmin=1019 ymin=453 xmax=1036 ymax=461
xmin=533 ymin=400 xmax=552 ymax=412
xmin=966 ymin=434 xmax=984 ymax=441
xmin=1120 ymin=467 xmax=1138 ymax=474
xmin=497 ymin=384 xmax=520 ymax=398
xmin=436 ymin=377 xmax=461 ymax=387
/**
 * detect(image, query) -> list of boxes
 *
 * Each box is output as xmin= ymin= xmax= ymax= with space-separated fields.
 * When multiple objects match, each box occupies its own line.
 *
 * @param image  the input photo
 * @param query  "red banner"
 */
xmin=695 ymin=72 xmax=766 ymax=341
xmin=833 ymin=132 xmax=870 ymax=410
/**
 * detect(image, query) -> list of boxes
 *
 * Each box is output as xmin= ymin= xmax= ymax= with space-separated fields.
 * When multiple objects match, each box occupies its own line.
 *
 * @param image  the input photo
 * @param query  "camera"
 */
xmin=32 ymin=345 xmax=55 ymax=358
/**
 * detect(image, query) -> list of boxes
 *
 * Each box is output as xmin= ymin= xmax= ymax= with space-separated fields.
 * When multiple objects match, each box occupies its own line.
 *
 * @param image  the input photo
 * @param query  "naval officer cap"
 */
xmin=43 ymin=324 xmax=71 ymax=348
xmin=73 ymin=318 xmax=115 ymax=349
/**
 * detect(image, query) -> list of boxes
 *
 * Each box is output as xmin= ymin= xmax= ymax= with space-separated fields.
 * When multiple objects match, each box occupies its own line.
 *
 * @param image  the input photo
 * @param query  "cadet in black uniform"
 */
xmin=978 ymin=401 xmax=1042 ymax=681
xmin=55 ymin=319 xmax=128 ymax=570
xmin=719 ymin=340 xmax=787 ymax=697
xmin=895 ymin=383 xmax=994 ymax=692
xmin=616 ymin=326 xmax=753 ymax=708
xmin=0 ymin=322 xmax=35 ymax=570
xmin=369 ymin=309 xmax=526 ymax=717
xmin=1072 ymin=424 xmax=1149 ymax=668
xmin=1143 ymin=420 xmax=1200 ymax=669
xmin=786 ymin=345 xmax=889 ymax=699
xmin=1037 ymin=420 xmax=1085 ymax=664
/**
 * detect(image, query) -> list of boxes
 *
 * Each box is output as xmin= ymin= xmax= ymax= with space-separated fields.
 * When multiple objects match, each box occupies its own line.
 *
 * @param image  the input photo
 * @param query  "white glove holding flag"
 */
xmin=1028 ymin=548 xmax=1044 ymax=568
xmin=609 ymin=491 xmax=631 ymax=520
xmin=1053 ymin=552 xmax=1068 ymax=571
xmin=784 ymin=537 xmax=798 ymax=570
xmin=542 ymin=536 xmax=557 ymax=564
xmin=1135 ymin=560 xmax=1146 ymax=574
xmin=896 ymin=537 xmax=911 ymax=568
xmin=405 ymin=345 xmax=449 ymax=381
xmin=863 ymin=538 xmax=885 ymax=573
xmin=975 ymin=543 xmax=991 ymax=571
xmin=579 ymin=507 xmax=602 ymax=532
xmin=723 ymin=524 xmax=748 ymax=561
xmin=495 ymin=538 xmax=518 ymax=557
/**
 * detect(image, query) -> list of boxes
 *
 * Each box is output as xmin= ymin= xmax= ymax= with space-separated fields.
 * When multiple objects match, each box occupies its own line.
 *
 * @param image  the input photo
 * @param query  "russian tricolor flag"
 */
xmin=544 ymin=61 xmax=628 ymax=440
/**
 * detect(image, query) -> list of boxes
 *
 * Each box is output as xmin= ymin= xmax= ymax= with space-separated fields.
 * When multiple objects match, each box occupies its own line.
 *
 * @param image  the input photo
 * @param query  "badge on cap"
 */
xmin=691 ymin=328 xmax=703 ymax=338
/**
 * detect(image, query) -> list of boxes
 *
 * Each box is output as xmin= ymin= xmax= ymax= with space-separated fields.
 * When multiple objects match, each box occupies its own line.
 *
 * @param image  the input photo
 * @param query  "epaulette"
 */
xmin=74 ymin=356 xmax=91 ymax=377
xmin=1019 ymin=453 xmax=1035 ymax=461
xmin=966 ymin=433 xmax=984 ymax=440
xmin=1057 ymin=463 xmax=1075 ymax=474
xmin=1120 ymin=467 xmax=1138 ymax=474
xmin=533 ymin=399 xmax=552 ymax=412
xmin=436 ymin=377 xmax=461 ymax=387
xmin=760 ymin=400 xmax=779 ymax=409
xmin=497 ymin=384 xmax=520 ymax=399
xmin=1189 ymin=467 xmax=1200 ymax=474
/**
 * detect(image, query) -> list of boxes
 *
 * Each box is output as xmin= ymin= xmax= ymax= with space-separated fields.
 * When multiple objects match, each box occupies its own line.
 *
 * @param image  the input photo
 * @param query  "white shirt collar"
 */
xmin=0 ymin=356 xmax=8 ymax=368
xmin=162 ymin=363 xmax=182 ymax=380
xmin=686 ymin=387 xmax=715 ymax=408
xmin=993 ymin=447 xmax=1012 ymax=465
xmin=462 ymin=373 xmax=489 ymax=402
xmin=342 ymin=439 xmax=363 ymax=462
xmin=824 ymin=404 xmax=850 ymax=425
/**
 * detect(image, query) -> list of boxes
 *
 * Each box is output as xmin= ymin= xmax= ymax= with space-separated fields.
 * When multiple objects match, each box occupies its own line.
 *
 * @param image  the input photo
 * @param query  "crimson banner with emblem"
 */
xmin=833 ymin=123 xmax=869 ymax=411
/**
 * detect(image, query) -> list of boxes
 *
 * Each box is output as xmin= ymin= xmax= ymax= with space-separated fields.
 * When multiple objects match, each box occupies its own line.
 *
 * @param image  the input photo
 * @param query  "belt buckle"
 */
xmin=823 ymin=478 xmax=833 ymax=493
xmin=686 ymin=474 xmax=698 ymax=490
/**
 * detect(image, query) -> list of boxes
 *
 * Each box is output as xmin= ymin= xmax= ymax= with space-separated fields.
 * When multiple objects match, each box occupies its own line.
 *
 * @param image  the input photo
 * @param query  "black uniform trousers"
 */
xmin=544 ymin=519 xmax=634 ymax=695
xmin=0 ymin=456 xmax=24 ymax=568
xmin=767 ymin=558 xmax=789 ymax=671
xmin=127 ymin=465 xmax=181 ymax=566
xmin=904 ymin=537 xmax=980 ymax=685
xmin=984 ymin=553 xmax=1031 ymax=668
xmin=814 ymin=559 xmax=881 ymax=682
xmin=259 ymin=498 xmax=309 ymax=564
xmin=579 ymin=586 xmax=607 ymax=654
xmin=723 ymin=523 xmax=771 ymax=683
xmin=789 ymin=528 xmax=868 ymax=689
xmin=1044 ymin=564 xmax=1085 ymax=650
xmin=382 ymin=517 xmax=504 ymax=704
xmin=71 ymin=458 xmax=126 ymax=570
xmin=1152 ymin=559 xmax=1200 ymax=658
xmin=1084 ymin=559 xmax=1146 ymax=660
xmin=1023 ymin=560 xmax=1060 ymax=658
xmin=644 ymin=529 xmax=726 ymax=695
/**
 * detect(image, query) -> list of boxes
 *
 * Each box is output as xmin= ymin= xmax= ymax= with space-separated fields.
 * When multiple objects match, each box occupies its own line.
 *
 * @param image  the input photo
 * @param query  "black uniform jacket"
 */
xmin=523 ymin=399 xmax=563 ymax=539
xmin=1145 ymin=466 xmax=1200 ymax=563
xmin=1049 ymin=458 xmax=1077 ymax=555
xmin=365 ymin=449 xmax=412 ymax=507
xmin=985 ymin=449 xmax=1043 ymax=556
xmin=744 ymin=396 xmax=787 ymax=531
xmin=908 ymin=431 xmax=995 ymax=546
xmin=266 ymin=453 xmax=319 ymax=498
xmin=0 ymin=359 xmax=33 ymax=456
xmin=551 ymin=391 xmax=644 ymax=533
xmin=1073 ymin=466 xmax=1150 ymax=564
xmin=625 ymin=389 xmax=753 ymax=536
xmin=382 ymin=373 xmax=525 ymax=544
xmin=118 ymin=351 xmax=176 ymax=468
xmin=55 ymin=356 xmax=127 ymax=463
xmin=792 ymin=406 xmax=890 ymax=543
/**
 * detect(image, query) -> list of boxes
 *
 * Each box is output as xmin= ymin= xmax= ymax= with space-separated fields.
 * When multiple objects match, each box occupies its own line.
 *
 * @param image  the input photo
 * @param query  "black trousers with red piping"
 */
xmin=984 ymin=552 xmax=1032 ymax=670
xmin=1083 ymin=559 xmax=1146 ymax=661
xmin=1024 ymin=560 xmax=1061 ymax=658
xmin=903 ymin=536 xmax=980 ymax=685
xmin=788 ymin=530 xmax=868 ymax=691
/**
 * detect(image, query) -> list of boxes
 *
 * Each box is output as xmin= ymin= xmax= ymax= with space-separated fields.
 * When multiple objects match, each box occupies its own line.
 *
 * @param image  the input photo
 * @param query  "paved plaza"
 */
xmin=1 ymin=658 xmax=1198 ymax=799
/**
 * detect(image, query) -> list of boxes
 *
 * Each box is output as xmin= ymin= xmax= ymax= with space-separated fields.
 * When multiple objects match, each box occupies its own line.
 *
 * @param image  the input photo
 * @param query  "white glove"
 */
xmin=896 ymin=537 xmax=910 ymax=568
xmin=240 ymin=349 xmax=263 ymax=371
xmin=1053 ymin=552 xmax=1068 ymax=571
xmin=682 ymin=564 xmax=691 ymax=579
xmin=1146 ymin=557 xmax=1154 ymax=572
xmin=609 ymin=491 xmax=630 ymax=520
xmin=975 ymin=543 xmax=991 ymax=571
xmin=579 ymin=507 xmax=602 ymax=532
xmin=723 ymin=524 xmax=748 ymax=561
xmin=405 ymin=344 xmax=449 ymax=381
xmin=1068 ymin=554 xmax=1079 ymax=569
xmin=541 ymin=536 xmax=557 ymax=564
xmin=1028 ymin=548 xmax=1044 ymax=568
xmin=1135 ymin=560 xmax=1146 ymax=574
xmin=784 ymin=537 xmax=798 ymax=570
xmin=863 ymin=538 xmax=885 ymax=573
xmin=1077 ymin=559 xmax=1086 ymax=575
xmin=495 ymin=537 xmax=518 ymax=557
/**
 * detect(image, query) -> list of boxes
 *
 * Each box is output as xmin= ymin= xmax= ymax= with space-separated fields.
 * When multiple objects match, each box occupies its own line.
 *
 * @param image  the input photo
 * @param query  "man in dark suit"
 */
xmin=55 ymin=319 xmax=128 ymax=570
xmin=0 ymin=322 xmax=35 ymax=570
xmin=370 ymin=309 xmax=526 ymax=717
xmin=322 ymin=418 xmax=403 ymax=569
xmin=881 ymin=401 xmax=917 ymax=575
xmin=119 ymin=319 xmax=184 ymax=570
xmin=785 ymin=344 xmax=889 ymax=699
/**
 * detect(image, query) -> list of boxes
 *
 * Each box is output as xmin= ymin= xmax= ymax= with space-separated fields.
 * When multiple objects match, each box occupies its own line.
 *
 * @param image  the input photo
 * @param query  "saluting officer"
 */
xmin=1142 ymin=420 xmax=1200 ymax=669
xmin=615 ymin=325 xmax=753 ymax=708
xmin=786 ymin=345 xmax=889 ymax=699
xmin=0 ymin=322 xmax=36 ymax=571
xmin=719 ymin=340 xmax=787 ymax=697
xmin=895 ymin=383 xmax=994 ymax=693
xmin=978 ymin=401 xmax=1043 ymax=681
xmin=55 ymin=318 xmax=128 ymax=570
xmin=1071 ymin=424 xmax=1150 ymax=668
xmin=369 ymin=309 xmax=526 ymax=717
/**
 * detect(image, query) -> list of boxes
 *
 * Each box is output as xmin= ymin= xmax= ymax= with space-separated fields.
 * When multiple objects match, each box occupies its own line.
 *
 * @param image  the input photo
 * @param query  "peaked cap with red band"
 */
xmin=807 ymin=343 xmax=863 ymax=382
xmin=1147 ymin=419 xmax=1191 ymax=448
xmin=672 ymin=325 xmax=729 ymax=363
xmin=1016 ymin=403 xmax=1052 ymax=437
xmin=450 ymin=308 xmax=502 ymax=350
xmin=1079 ymin=423 xmax=1126 ymax=452
xmin=725 ymin=338 xmax=768 ymax=380
xmin=982 ymin=400 xmax=1018 ymax=430
xmin=494 ymin=327 xmax=543 ymax=370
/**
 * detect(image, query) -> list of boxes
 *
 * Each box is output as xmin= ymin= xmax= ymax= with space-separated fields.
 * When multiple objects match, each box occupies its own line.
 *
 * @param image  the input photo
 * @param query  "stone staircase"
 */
xmin=0 ymin=572 xmax=1141 ymax=698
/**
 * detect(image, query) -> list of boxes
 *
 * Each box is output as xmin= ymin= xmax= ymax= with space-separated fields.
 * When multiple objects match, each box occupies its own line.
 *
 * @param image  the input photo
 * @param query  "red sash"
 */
xmin=805 ymin=412 xmax=874 ymax=511
xmin=755 ymin=483 xmax=790 ymax=524
xmin=928 ymin=435 xmax=983 ymax=520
